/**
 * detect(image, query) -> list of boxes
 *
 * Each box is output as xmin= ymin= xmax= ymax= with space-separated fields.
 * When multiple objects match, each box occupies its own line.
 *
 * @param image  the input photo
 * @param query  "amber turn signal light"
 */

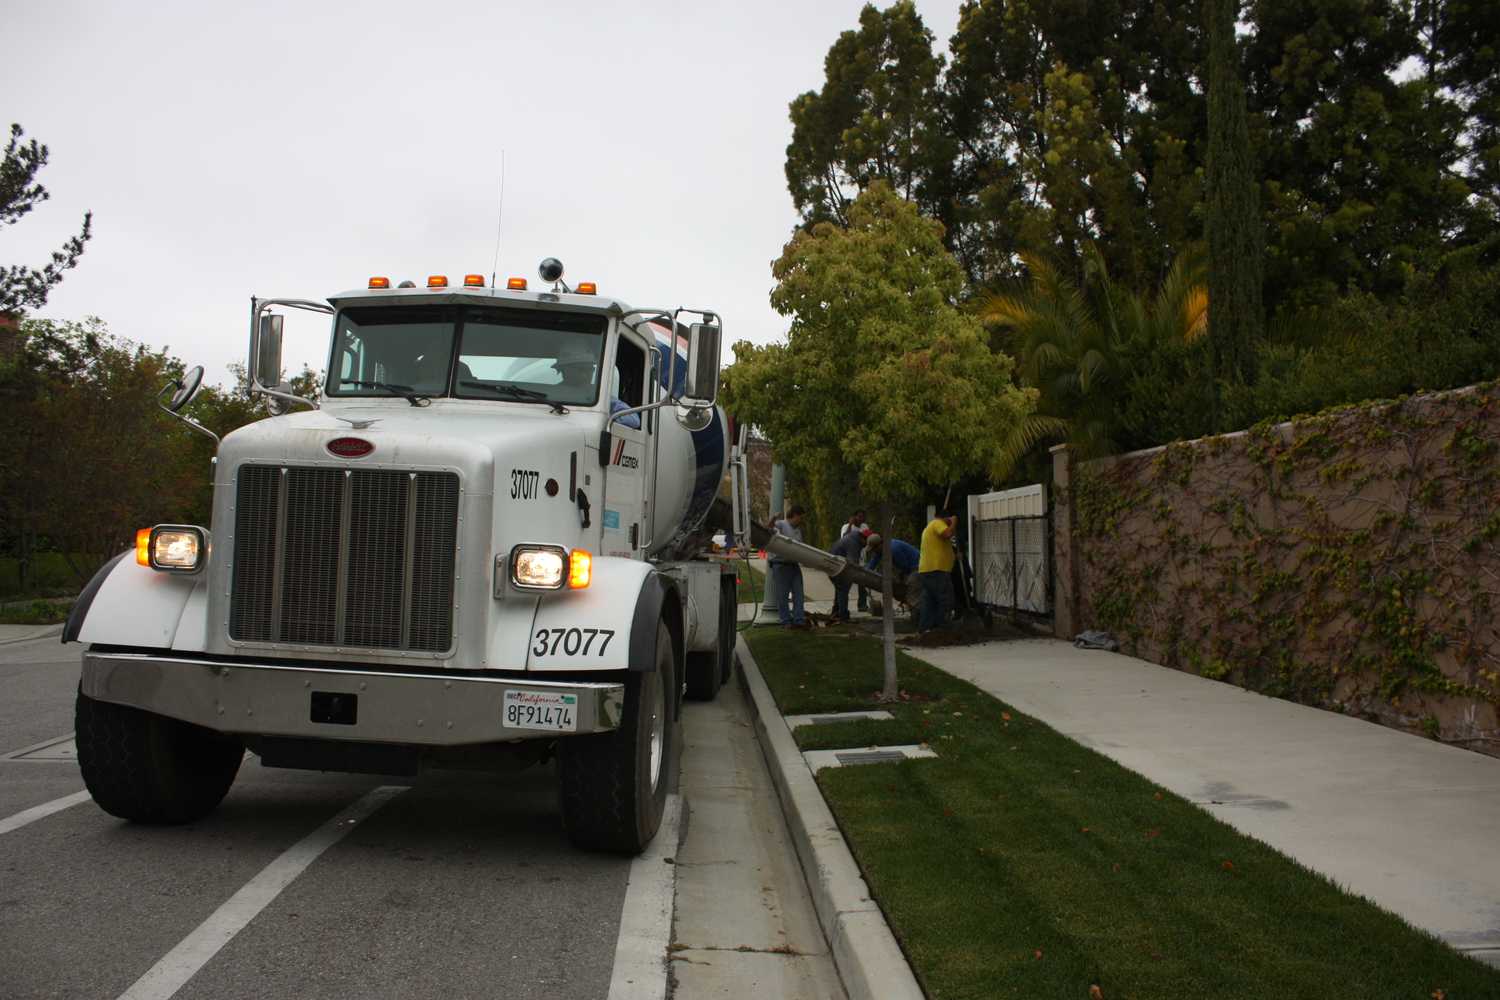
xmin=568 ymin=549 xmax=592 ymax=589
xmin=135 ymin=528 xmax=152 ymax=567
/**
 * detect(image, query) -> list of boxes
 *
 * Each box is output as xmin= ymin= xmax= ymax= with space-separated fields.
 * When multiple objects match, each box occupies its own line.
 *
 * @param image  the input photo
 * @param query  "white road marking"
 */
xmin=115 ymin=785 xmax=408 ymax=1000
xmin=606 ymin=794 xmax=683 ymax=1000
xmin=0 ymin=790 xmax=92 ymax=836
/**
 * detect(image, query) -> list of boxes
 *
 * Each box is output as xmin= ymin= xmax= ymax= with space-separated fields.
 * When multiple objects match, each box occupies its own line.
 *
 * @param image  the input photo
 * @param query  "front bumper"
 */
xmin=81 ymin=650 xmax=624 ymax=745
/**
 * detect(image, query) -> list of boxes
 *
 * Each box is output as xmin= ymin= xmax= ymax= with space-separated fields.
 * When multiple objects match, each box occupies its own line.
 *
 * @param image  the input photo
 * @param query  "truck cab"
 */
xmin=64 ymin=262 xmax=739 ymax=853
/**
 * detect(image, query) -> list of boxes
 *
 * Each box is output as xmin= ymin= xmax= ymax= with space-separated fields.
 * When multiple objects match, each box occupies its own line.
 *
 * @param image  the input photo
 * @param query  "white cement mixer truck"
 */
xmin=62 ymin=260 xmax=747 ymax=853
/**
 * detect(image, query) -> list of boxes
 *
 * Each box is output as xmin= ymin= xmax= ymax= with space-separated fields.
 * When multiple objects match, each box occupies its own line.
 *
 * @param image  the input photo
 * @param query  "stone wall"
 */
xmin=1053 ymin=382 xmax=1500 ymax=755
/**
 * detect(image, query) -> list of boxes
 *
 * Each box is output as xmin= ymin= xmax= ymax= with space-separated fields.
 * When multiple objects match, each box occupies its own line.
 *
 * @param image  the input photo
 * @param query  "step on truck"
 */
xmin=63 ymin=258 xmax=744 ymax=853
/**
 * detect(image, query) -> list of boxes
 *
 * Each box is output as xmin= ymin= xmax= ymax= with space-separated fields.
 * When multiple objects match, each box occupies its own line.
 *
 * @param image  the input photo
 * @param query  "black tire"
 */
xmin=560 ymin=621 xmax=676 ymax=853
xmin=75 ymin=688 xmax=243 ymax=825
xmin=684 ymin=647 xmax=720 ymax=701
xmin=686 ymin=576 xmax=736 ymax=701
xmin=719 ymin=575 xmax=736 ymax=685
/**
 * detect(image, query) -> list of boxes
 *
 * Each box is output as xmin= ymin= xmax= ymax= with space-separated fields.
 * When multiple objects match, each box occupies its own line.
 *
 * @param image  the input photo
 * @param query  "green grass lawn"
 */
xmin=744 ymin=625 xmax=1500 ymax=1000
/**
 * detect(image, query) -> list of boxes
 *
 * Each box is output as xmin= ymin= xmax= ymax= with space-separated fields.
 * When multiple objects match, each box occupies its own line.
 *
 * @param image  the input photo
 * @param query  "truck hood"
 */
xmin=216 ymin=399 xmax=604 ymax=487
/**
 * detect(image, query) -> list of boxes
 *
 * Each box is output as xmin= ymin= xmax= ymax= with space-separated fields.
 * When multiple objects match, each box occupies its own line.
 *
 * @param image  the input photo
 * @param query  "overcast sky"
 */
xmin=5 ymin=0 xmax=962 ymax=385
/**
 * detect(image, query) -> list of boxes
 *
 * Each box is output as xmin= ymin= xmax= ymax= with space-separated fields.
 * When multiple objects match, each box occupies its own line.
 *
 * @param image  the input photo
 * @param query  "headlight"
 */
xmin=137 ymin=525 xmax=206 ymax=572
xmin=511 ymin=545 xmax=568 ymax=590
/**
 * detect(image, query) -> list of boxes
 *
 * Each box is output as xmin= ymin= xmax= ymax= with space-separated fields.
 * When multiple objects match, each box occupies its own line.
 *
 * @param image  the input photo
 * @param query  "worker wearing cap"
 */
xmin=865 ymin=533 xmax=919 ymax=579
xmin=827 ymin=525 xmax=868 ymax=621
xmin=917 ymin=511 xmax=958 ymax=631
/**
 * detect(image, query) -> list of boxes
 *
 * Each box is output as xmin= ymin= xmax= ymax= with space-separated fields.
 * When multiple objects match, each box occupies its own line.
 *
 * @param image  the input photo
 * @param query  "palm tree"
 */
xmin=980 ymin=245 xmax=1207 ymax=477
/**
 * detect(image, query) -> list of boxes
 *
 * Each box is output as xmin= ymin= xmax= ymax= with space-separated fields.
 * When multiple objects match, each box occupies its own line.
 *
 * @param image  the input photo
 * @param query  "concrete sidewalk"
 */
xmin=915 ymin=637 xmax=1500 ymax=967
xmin=0 ymin=624 xmax=63 ymax=646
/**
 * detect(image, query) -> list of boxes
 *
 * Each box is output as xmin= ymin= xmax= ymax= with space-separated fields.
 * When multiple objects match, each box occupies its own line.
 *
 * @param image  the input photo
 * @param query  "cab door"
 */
xmin=599 ymin=328 xmax=653 ymax=559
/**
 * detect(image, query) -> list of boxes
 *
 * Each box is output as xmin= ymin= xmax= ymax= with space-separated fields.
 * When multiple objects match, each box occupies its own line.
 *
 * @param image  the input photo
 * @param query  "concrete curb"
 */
xmin=735 ymin=634 xmax=925 ymax=1000
xmin=0 ymin=624 xmax=63 ymax=646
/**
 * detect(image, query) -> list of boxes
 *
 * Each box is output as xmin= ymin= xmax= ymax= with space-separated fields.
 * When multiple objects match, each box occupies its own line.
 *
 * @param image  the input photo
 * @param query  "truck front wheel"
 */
xmin=75 ymin=689 xmax=244 ymax=824
xmin=559 ymin=621 xmax=676 ymax=853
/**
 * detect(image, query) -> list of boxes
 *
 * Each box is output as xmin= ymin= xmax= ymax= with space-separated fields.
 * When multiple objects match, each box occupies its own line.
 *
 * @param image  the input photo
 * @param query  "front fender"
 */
xmin=525 ymin=558 xmax=680 ymax=673
xmin=66 ymin=551 xmax=208 ymax=650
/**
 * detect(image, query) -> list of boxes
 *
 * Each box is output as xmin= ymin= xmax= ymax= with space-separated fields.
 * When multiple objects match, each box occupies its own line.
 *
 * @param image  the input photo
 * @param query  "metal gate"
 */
xmin=968 ymin=485 xmax=1052 ymax=617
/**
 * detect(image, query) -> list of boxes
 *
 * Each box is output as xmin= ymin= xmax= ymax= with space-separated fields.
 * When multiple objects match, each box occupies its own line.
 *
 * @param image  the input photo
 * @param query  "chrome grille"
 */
xmin=229 ymin=465 xmax=459 ymax=652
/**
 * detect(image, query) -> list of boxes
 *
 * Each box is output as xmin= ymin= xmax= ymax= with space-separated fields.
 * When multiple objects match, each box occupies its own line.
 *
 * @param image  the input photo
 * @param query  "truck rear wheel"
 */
xmin=559 ymin=621 xmax=676 ymax=853
xmin=75 ymin=689 xmax=243 ymax=825
xmin=686 ymin=575 xmax=737 ymax=700
xmin=719 ymin=575 xmax=736 ymax=686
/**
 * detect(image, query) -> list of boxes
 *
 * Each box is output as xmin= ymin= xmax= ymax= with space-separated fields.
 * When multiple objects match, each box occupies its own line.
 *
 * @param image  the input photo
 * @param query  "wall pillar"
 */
xmin=1050 ymin=444 xmax=1079 ymax=640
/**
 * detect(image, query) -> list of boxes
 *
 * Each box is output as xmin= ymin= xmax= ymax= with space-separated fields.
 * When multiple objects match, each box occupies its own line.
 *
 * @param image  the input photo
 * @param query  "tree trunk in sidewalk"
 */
xmin=879 ymin=502 xmax=898 ymax=702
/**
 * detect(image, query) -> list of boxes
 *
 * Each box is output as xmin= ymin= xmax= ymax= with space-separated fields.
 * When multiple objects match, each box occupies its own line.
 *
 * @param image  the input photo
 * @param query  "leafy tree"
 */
xmin=1418 ymin=0 xmax=1500 ymax=219
xmin=1205 ymin=0 xmax=1264 ymax=388
xmin=1 ymin=124 xmax=92 ymax=314
xmin=725 ymin=183 xmax=1032 ymax=698
xmin=0 ymin=319 xmax=300 ymax=590
xmin=1244 ymin=0 xmax=1490 ymax=305
xmin=785 ymin=3 xmax=948 ymax=230
xmin=981 ymin=246 xmax=1211 ymax=474
xmin=791 ymin=0 xmax=1498 ymax=313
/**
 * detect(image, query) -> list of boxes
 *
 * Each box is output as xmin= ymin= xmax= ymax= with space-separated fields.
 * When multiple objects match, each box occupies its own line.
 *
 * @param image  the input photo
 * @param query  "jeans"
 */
xmin=918 ymin=571 xmax=954 ymax=631
xmin=856 ymin=584 xmax=868 ymax=611
xmin=771 ymin=562 xmax=805 ymax=625
xmin=832 ymin=581 xmax=852 ymax=619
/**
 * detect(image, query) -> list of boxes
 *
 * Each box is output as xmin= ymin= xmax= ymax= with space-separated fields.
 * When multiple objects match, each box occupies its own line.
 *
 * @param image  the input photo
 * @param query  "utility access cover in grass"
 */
xmin=803 ymin=744 xmax=939 ymax=773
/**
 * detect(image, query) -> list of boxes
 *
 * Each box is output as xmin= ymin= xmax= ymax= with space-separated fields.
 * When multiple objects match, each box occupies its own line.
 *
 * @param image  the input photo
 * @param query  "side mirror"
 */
xmin=166 ymin=365 xmax=205 ymax=412
xmin=256 ymin=314 xmax=285 ymax=388
xmin=684 ymin=321 xmax=721 ymax=404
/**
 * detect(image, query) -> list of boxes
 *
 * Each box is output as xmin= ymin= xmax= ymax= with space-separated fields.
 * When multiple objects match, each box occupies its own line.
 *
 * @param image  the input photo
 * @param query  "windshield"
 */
xmin=327 ymin=305 xmax=608 ymax=405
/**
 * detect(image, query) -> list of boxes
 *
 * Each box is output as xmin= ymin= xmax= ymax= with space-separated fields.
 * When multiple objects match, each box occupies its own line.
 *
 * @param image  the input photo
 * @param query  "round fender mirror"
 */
xmin=674 ymin=401 xmax=713 ymax=432
xmin=167 ymin=365 xmax=205 ymax=413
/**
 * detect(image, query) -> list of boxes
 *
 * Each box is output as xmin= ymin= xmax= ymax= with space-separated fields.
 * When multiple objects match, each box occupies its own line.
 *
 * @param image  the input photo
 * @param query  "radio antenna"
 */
xmin=489 ymin=150 xmax=506 ymax=288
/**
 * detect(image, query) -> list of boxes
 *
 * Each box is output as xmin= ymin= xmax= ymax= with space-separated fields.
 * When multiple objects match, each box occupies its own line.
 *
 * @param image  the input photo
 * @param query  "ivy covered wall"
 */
xmin=1061 ymin=382 xmax=1500 ymax=755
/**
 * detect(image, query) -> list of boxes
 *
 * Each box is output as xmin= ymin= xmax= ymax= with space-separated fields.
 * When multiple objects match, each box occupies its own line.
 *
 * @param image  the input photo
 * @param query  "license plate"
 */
xmin=503 ymin=690 xmax=578 ymax=732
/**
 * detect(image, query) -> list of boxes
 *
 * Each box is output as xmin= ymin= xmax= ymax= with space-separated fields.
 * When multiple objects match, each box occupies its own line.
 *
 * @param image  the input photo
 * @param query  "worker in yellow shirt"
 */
xmin=917 ymin=511 xmax=958 ymax=631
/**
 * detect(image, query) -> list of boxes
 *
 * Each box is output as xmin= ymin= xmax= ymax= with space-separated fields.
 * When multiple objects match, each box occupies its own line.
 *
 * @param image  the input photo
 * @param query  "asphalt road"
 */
xmin=0 ymin=635 xmax=631 ymax=1000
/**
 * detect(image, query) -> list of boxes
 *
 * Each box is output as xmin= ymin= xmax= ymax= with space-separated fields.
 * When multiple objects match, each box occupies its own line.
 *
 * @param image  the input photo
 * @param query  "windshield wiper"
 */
xmin=340 ymin=379 xmax=430 ymax=407
xmin=461 ymin=380 xmax=568 ymax=414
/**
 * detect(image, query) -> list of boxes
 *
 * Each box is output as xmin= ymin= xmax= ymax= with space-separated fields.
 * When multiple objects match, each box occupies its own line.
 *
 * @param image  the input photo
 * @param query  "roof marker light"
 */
xmin=506 ymin=277 xmax=528 ymax=291
xmin=368 ymin=276 xmax=390 ymax=289
xmin=464 ymin=274 xmax=485 ymax=287
xmin=427 ymin=275 xmax=448 ymax=288
xmin=576 ymin=282 xmax=597 ymax=295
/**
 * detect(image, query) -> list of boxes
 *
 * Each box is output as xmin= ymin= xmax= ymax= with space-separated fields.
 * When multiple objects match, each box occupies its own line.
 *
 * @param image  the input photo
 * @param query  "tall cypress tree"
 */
xmin=1204 ymin=0 xmax=1263 ymax=391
